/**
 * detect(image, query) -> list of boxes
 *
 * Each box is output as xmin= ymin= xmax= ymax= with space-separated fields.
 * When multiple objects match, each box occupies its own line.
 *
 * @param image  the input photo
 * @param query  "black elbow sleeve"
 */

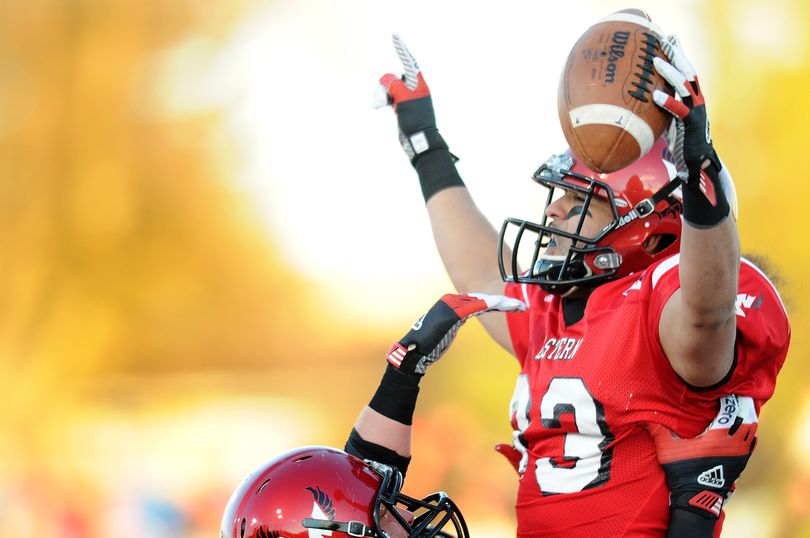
xmin=345 ymin=428 xmax=412 ymax=478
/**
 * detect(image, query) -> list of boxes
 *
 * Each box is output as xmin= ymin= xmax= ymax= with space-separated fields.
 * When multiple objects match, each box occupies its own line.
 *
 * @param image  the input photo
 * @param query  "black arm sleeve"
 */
xmin=666 ymin=508 xmax=717 ymax=538
xmin=345 ymin=428 xmax=412 ymax=478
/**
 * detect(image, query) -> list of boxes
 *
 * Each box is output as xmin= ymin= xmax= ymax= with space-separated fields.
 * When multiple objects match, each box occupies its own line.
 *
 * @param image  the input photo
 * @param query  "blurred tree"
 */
xmin=0 ymin=0 xmax=345 ymax=442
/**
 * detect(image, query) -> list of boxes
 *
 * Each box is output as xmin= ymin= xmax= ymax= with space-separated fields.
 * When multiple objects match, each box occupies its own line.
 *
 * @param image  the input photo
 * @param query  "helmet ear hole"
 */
xmin=644 ymin=234 xmax=677 ymax=255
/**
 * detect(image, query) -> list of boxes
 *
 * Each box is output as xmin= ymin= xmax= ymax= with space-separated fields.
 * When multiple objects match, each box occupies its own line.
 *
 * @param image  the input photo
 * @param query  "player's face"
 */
xmin=543 ymin=189 xmax=613 ymax=257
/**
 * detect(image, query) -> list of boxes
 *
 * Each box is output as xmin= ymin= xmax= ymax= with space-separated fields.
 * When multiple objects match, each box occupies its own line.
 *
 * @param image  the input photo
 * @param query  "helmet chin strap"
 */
xmin=302 ymin=518 xmax=381 ymax=537
xmin=558 ymin=285 xmax=586 ymax=299
xmin=533 ymin=253 xmax=590 ymax=296
xmin=532 ymin=256 xmax=564 ymax=285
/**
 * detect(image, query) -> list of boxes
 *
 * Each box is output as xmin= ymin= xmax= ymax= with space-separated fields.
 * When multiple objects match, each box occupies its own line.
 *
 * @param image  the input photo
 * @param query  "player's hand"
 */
xmin=374 ymin=34 xmax=448 ymax=164
xmin=387 ymin=293 xmax=525 ymax=376
xmin=652 ymin=34 xmax=736 ymax=225
xmin=646 ymin=394 xmax=758 ymax=519
xmin=373 ymin=34 xmax=430 ymax=111
xmin=652 ymin=35 xmax=718 ymax=183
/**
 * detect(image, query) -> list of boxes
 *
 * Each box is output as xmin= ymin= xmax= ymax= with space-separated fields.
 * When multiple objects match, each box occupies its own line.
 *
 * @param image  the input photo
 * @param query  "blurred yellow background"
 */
xmin=0 ymin=0 xmax=808 ymax=536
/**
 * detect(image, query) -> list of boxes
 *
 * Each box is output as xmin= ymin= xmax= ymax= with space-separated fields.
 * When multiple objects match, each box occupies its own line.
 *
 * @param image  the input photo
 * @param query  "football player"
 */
xmin=220 ymin=294 xmax=759 ymax=537
xmin=374 ymin=25 xmax=790 ymax=537
xmin=219 ymin=294 xmax=521 ymax=538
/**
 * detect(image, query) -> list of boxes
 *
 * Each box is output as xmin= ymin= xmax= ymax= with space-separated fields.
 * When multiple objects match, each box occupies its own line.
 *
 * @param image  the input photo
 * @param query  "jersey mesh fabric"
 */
xmin=502 ymin=254 xmax=790 ymax=537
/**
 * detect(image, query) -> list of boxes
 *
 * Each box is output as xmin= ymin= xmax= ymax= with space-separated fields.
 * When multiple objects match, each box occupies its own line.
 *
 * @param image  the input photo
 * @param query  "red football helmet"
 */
xmin=498 ymin=136 xmax=683 ymax=294
xmin=220 ymin=446 xmax=469 ymax=538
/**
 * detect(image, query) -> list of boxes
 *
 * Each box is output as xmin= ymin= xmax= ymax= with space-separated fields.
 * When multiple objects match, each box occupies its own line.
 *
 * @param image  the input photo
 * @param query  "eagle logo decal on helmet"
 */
xmin=306 ymin=486 xmax=336 ymax=521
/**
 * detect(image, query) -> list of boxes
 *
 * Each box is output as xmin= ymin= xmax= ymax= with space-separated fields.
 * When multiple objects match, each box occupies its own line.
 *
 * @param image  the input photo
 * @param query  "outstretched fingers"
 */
xmin=653 ymin=88 xmax=690 ymax=120
xmin=392 ymin=33 xmax=420 ymax=90
xmin=468 ymin=293 xmax=527 ymax=313
xmin=660 ymin=34 xmax=697 ymax=81
xmin=374 ymin=35 xmax=431 ymax=110
xmin=441 ymin=293 xmax=526 ymax=320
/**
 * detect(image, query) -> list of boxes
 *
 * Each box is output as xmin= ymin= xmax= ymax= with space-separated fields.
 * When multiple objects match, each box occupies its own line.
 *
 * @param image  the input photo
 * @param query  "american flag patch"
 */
xmin=387 ymin=342 xmax=408 ymax=368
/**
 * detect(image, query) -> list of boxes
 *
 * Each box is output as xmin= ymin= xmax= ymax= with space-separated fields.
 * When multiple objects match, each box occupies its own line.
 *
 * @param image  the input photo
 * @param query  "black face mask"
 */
xmin=303 ymin=460 xmax=469 ymax=538
xmin=498 ymin=154 xmax=621 ymax=294
xmin=498 ymin=152 xmax=682 ymax=295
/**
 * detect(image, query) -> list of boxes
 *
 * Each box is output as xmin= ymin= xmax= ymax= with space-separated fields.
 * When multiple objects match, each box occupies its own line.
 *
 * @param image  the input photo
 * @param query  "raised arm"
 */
xmin=346 ymin=293 xmax=525 ymax=475
xmin=375 ymin=35 xmax=514 ymax=353
xmin=653 ymin=36 xmax=739 ymax=387
xmin=426 ymin=188 xmax=507 ymax=298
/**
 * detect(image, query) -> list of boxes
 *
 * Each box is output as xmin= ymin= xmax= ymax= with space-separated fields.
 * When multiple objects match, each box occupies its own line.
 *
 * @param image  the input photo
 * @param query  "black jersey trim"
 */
xmin=562 ymin=297 xmax=587 ymax=326
xmin=682 ymin=343 xmax=739 ymax=392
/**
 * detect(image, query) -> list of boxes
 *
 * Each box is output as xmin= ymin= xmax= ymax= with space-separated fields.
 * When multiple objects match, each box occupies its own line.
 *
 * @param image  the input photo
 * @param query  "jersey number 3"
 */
xmin=510 ymin=375 xmax=614 ymax=494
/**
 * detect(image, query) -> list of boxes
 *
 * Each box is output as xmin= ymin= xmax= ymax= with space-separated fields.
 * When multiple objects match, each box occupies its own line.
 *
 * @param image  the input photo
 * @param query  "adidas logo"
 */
xmin=697 ymin=465 xmax=725 ymax=488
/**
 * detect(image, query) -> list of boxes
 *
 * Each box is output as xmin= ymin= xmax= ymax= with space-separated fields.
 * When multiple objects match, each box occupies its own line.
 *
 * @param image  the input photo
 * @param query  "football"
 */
xmin=558 ymin=9 xmax=672 ymax=173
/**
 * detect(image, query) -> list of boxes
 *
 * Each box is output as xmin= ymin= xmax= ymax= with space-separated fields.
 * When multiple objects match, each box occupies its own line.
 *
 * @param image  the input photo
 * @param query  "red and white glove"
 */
xmin=653 ymin=35 xmax=714 ymax=181
xmin=647 ymin=394 xmax=758 ymax=519
xmin=373 ymin=34 xmax=465 ymax=202
xmin=653 ymin=35 xmax=737 ymax=226
xmin=373 ymin=34 xmax=449 ymax=165
xmin=387 ymin=293 xmax=525 ymax=376
xmin=373 ymin=34 xmax=430 ymax=109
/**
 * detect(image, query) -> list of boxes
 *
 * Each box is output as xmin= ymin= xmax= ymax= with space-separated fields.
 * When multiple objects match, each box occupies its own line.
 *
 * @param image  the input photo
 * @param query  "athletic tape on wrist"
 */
xmin=399 ymin=126 xmax=447 ymax=162
xmin=368 ymin=364 xmax=421 ymax=426
xmin=682 ymin=161 xmax=730 ymax=228
xmin=415 ymin=148 xmax=465 ymax=202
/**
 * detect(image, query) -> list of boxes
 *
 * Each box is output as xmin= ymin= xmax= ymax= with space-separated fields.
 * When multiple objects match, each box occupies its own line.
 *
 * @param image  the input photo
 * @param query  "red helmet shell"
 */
xmin=566 ymin=137 xmax=682 ymax=278
xmin=567 ymin=137 xmax=679 ymax=211
xmin=220 ymin=446 xmax=380 ymax=538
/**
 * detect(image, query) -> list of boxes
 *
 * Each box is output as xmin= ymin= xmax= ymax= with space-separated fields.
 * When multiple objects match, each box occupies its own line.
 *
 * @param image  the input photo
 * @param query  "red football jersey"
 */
xmin=503 ymin=254 xmax=790 ymax=537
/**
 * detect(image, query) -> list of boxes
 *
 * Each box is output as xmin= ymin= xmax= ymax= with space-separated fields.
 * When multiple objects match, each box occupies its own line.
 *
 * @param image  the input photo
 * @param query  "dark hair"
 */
xmin=742 ymin=252 xmax=784 ymax=288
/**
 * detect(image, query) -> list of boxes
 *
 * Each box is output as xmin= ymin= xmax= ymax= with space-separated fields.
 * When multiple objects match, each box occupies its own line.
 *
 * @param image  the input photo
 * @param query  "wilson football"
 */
xmin=558 ymin=9 xmax=671 ymax=173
